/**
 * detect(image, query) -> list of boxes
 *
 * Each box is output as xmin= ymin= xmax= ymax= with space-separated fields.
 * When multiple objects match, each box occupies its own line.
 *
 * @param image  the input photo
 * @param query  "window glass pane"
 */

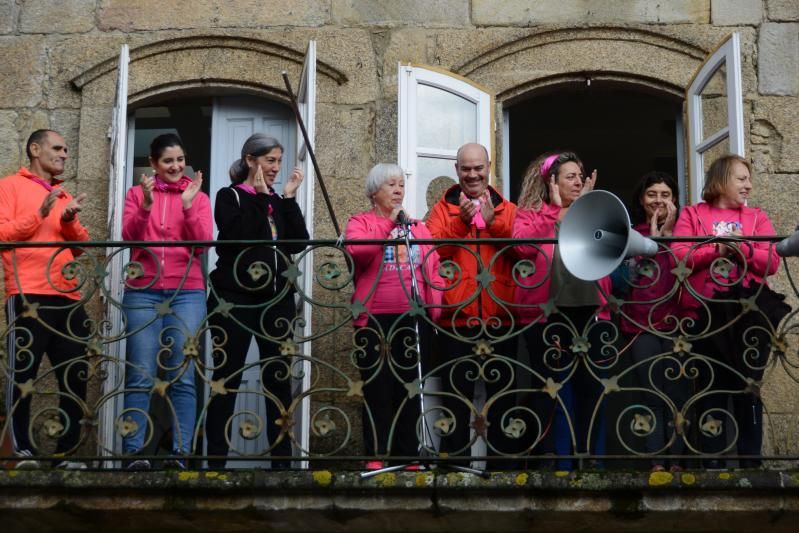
xmin=416 ymin=156 xmax=458 ymax=219
xmin=416 ymin=84 xmax=477 ymax=150
xmin=700 ymin=64 xmax=728 ymax=142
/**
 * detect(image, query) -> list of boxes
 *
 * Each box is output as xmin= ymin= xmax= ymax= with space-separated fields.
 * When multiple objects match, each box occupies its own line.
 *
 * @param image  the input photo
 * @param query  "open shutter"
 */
xmin=686 ymin=32 xmax=744 ymax=205
xmin=398 ymin=65 xmax=494 ymax=219
xmin=294 ymin=40 xmax=316 ymax=464
xmin=100 ymin=44 xmax=129 ymax=460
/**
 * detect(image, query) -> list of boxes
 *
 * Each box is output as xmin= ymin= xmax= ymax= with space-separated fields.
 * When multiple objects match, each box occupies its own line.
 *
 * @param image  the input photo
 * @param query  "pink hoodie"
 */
xmin=670 ymin=202 xmax=779 ymax=314
xmin=512 ymin=203 xmax=611 ymax=324
xmin=345 ymin=210 xmax=443 ymax=327
xmin=122 ymin=181 xmax=213 ymax=290
xmin=619 ymin=223 xmax=678 ymax=335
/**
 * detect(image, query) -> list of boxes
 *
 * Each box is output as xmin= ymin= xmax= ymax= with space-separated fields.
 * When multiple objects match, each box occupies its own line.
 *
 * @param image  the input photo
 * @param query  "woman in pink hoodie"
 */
xmin=345 ymin=163 xmax=442 ymax=470
xmin=513 ymin=151 xmax=610 ymax=469
xmin=620 ymin=171 xmax=687 ymax=472
xmin=671 ymin=154 xmax=780 ymax=468
xmin=120 ymin=133 xmax=213 ymax=470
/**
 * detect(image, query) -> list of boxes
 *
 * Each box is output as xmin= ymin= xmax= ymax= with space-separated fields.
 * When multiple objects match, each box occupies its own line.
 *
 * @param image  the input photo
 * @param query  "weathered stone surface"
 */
xmin=711 ymin=0 xmax=763 ymax=25
xmin=472 ymin=0 xmax=711 ymax=25
xmin=758 ymin=23 xmax=799 ymax=95
xmin=0 ymin=38 xmax=46 ymax=107
xmin=752 ymin=97 xmax=799 ymax=173
xmin=49 ymin=108 xmax=81 ymax=182
xmin=98 ymin=0 xmax=330 ymax=31
xmin=0 ymin=0 xmax=15 ymax=34
xmin=768 ymin=0 xmax=799 ymax=21
xmin=332 ymin=0 xmax=470 ymax=26
xmin=0 ymin=111 xmax=21 ymax=178
xmin=313 ymin=103 xmax=374 ymax=239
xmin=20 ymin=0 xmax=96 ymax=34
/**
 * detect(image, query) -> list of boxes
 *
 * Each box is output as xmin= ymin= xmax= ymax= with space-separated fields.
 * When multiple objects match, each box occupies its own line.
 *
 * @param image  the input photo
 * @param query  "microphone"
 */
xmin=396 ymin=209 xmax=412 ymax=227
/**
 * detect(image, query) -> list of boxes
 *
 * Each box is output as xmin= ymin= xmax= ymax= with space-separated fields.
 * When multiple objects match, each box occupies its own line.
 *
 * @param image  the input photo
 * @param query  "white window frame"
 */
xmin=398 ymin=64 xmax=494 ymax=219
xmin=686 ymin=32 xmax=744 ymax=205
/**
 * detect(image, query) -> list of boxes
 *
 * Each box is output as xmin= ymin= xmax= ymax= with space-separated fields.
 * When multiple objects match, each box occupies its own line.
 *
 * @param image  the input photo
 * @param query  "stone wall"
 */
xmin=0 ymin=0 xmax=798 ymax=459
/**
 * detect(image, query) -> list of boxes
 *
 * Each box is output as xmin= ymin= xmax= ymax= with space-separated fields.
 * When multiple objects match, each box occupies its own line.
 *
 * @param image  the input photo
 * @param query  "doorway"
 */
xmin=507 ymin=86 xmax=684 ymax=208
xmin=123 ymin=95 xmax=304 ymax=467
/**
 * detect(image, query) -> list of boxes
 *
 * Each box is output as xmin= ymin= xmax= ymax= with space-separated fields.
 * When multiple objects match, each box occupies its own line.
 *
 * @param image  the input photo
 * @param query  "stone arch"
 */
xmin=71 ymin=35 xmax=347 ymax=105
xmin=69 ymin=35 xmax=349 ymax=232
xmin=453 ymin=26 xmax=710 ymax=103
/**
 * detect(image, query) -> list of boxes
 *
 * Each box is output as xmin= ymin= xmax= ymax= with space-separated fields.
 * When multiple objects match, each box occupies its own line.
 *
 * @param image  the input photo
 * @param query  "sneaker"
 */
xmin=125 ymin=458 xmax=151 ymax=471
xmin=55 ymin=460 xmax=88 ymax=470
xmin=14 ymin=450 xmax=42 ymax=470
xmin=163 ymin=453 xmax=187 ymax=470
xmin=364 ymin=460 xmax=385 ymax=471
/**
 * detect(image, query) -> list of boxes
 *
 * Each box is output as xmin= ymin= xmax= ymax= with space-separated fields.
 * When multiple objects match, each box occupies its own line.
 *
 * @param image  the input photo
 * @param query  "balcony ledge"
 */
xmin=2 ymin=469 xmax=799 ymax=532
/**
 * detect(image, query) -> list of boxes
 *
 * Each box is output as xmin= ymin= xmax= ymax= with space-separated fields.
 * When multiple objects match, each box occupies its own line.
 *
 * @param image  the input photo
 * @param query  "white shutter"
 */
xmin=398 ymin=65 xmax=494 ymax=219
xmin=686 ymin=32 xmax=744 ymax=205
xmin=294 ymin=40 xmax=317 ymax=465
xmin=100 ymin=44 xmax=129 ymax=460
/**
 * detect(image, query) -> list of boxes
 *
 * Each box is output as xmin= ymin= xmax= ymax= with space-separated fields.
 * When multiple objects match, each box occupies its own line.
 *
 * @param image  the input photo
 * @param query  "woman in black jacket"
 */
xmin=205 ymin=133 xmax=309 ymax=469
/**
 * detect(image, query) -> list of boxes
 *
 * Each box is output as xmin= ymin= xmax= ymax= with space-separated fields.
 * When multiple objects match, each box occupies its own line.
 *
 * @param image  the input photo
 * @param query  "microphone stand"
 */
xmin=361 ymin=212 xmax=486 ymax=478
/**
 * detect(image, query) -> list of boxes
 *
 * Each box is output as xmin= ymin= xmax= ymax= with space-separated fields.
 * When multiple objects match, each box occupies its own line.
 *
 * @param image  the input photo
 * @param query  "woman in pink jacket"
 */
xmin=345 ymin=163 xmax=442 ymax=470
xmin=121 ymin=133 xmax=213 ymax=470
xmin=620 ymin=171 xmax=688 ymax=472
xmin=513 ymin=151 xmax=611 ymax=469
xmin=671 ymin=154 xmax=780 ymax=468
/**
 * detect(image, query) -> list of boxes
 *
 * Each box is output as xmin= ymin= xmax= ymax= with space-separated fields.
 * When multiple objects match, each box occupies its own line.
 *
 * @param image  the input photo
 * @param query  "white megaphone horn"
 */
xmin=558 ymin=190 xmax=659 ymax=281
xmin=776 ymin=226 xmax=799 ymax=257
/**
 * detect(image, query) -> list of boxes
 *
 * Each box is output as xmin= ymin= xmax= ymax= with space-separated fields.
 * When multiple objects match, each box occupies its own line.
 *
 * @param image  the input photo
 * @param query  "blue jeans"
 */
xmin=122 ymin=289 xmax=206 ymax=454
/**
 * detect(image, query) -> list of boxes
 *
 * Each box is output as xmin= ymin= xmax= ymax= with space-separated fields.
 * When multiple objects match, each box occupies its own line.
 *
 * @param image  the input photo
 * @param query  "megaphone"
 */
xmin=776 ymin=226 xmax=799 ymax=257
xmin=558 ymin=190 xmax=658 ymax=281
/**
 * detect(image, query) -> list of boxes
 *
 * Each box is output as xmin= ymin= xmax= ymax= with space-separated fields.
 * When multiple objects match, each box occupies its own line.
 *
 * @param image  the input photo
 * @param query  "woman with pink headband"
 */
xmin=512 ymin=151 xmax=610 ymax=469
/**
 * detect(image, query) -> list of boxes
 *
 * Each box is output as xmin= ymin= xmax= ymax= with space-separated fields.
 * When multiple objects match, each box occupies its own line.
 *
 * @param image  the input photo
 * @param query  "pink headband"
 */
xmin=540 ymin=154 xmax=560 ymax=180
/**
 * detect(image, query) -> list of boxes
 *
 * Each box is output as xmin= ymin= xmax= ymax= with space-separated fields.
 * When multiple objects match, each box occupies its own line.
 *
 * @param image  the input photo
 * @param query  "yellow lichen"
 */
xmin=681 ymin=473 xmax=696 ymax=485
xmin=312 ymin=470 xmax=332 ymax=487
xmin=648 ymin=471 xmax=673 ymax=486
xmin=515 ymin=473 xmax=529 ymax=486
xmin=178 ymin=471 xmax=199 ymax=481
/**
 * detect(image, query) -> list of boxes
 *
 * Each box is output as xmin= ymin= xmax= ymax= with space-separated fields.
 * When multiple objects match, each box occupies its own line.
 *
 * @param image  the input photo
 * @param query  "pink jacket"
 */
xmin=512 ymin=203 xmax=611 ymax=323
xmin=619 ymin=223 xmax=678 ymax=334
xmin=345 ymin=210 xmax=443 ymax=327
xmin=122 ymin=182 xmax=213 ymax=290
xmin=671 ymin=202 xmax=779 ymax=313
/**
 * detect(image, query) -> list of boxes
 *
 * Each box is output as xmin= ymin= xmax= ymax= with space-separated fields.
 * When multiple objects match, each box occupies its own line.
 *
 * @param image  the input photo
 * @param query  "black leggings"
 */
xmin=5 ymin=295 xmax=89 ymax=455
xmin=205 ymin=290 xmax=295 ymax=465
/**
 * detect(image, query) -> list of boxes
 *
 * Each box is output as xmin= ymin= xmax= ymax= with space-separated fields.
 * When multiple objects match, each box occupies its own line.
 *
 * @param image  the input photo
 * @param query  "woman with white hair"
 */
xmin=205 ymin=133 xmax=309 ymax=469
xmin=345 ymin=163 xmax=443 ymax=470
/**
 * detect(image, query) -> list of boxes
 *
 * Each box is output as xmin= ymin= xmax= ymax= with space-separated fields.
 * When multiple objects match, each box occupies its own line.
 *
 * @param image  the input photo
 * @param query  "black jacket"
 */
xmin=209 ymin=186 xmax=309 ymax=299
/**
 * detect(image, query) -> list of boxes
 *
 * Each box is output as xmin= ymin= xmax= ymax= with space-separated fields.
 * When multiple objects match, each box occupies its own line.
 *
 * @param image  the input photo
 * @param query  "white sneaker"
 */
xmin=125 ymin=458 xmax=151 ymax=471
xmin=14 ymin=450 xmax=42 ymax=470
xmin=55 ymin=460 xmax=88 ymax=470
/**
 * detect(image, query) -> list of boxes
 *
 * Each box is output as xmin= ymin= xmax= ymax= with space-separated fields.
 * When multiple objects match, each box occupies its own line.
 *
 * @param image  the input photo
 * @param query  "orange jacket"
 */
xmin=0 ymin=168 xmax=89 ymax=299
xmin=426 ymin=185 xmax=517 ymax=328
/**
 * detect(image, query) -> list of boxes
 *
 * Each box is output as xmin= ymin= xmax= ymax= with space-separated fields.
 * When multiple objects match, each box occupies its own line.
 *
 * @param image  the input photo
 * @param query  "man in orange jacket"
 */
xmin=0 ymin=129 xmax=90 ymax=469
xmin=426 ymin=143 xmax=521 ymax=468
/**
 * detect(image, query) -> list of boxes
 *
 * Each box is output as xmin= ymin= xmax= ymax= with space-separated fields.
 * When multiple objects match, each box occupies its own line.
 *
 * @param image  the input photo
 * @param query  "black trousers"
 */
xmin=354 ymin=314 xmax=430 ymax=459
xmin=205 ymin=290 xmax=295 ymax=466
xmin=437 ymin=326 xmax=520 ymax=465
xmin=5 ymin=295 xmax=89 ymax=455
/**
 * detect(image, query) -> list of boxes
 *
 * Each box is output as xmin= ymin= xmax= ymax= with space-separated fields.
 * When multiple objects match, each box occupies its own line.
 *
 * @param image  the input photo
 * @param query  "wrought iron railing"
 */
xmin=1 ymin=236 xmax=797 ymax=470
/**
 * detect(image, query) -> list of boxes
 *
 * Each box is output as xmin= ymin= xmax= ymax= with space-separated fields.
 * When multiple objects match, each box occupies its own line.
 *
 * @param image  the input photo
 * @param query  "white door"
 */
xmin=100 ymin=44 xmax=129 ymax=463
xmin=398 ymin=64 xmax=494 ymax=219
xmin=686 ymin=32 xmax=744 ymax=205
xmin=397 ymin=64 xmax=494 ymax=463
xmin=207 ymin=95 xmax=297 ymax=467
